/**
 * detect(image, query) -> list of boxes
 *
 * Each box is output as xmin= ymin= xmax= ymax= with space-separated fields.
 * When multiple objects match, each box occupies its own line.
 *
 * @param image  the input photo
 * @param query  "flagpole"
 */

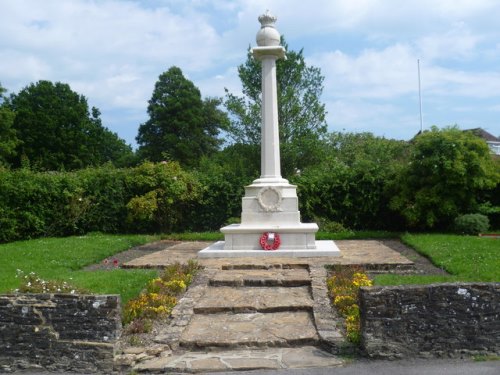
xmin=418 ymin=59 xmax=423 ymax=132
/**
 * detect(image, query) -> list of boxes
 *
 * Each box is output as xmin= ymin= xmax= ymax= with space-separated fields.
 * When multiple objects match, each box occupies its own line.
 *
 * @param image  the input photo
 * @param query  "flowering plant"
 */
xmin=327 ymin=266 xmax=372 ymax=344
xmin=14 ymin=270 xmax=87 ymax=294
xmin=123 ymin=260 xmax=199 ymax=332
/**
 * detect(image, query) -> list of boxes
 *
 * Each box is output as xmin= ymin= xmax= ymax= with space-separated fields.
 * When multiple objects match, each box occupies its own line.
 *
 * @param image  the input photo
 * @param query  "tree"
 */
xmin=224 ymin=38 xmax=328 ymax=176
xmin=9 ymin=80 xmax=133 ymax=170
xmin=87 ymin=107 xmax=135 ymax=167
xmin=291 ymin=132 xmax=408 ymax=229
xmin=389 ymin=126 xmax=500 ymax=230
xmin=136 ymin=66 xmax=229 ymax=167
xmin=0 ymin=83 xmax=19 ymax=167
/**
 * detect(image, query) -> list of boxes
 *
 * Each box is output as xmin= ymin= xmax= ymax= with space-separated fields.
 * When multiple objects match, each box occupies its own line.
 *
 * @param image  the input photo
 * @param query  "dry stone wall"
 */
xmin=0 ymin=293 xmax=121 ymax=373
xmin=360 ymin=283 xmax=500 ymax=359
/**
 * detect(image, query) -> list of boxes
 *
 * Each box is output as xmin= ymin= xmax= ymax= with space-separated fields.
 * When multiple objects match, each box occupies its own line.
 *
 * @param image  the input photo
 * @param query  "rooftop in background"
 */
xmin=466 ymin=128 xmax=500 ymax=156
xmin=466 ymin=128 xmax=500 ymax=142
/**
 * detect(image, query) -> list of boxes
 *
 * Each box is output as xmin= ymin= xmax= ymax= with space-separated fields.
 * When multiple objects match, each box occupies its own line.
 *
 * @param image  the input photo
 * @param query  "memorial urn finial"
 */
xmin=256 ymin=10 xmax=280 ymax=47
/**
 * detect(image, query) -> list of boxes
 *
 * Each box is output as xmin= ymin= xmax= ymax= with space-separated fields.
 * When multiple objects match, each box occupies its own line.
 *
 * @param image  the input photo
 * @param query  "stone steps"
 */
xmin=179 ymin=266 xmax=319 ymax=350
xmin=139 ymin=264 xmax=345 ymax=373
xmin=208 ymin=268 xmax=311 ymax=287
xmin=179 ymin=311 xmax=319 ymax=349
xmin=194 ymin=286 xmax=313 ymax=314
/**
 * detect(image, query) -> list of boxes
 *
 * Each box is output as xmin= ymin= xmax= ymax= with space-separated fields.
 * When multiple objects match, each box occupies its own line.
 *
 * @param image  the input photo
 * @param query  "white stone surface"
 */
xmin=197 ymin=11 xmax=340 ymax=258
xmin=198 ymin=241 xmax=341 ymax=258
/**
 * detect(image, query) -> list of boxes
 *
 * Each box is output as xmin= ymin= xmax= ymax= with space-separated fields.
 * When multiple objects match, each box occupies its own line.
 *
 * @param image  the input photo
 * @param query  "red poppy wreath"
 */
xmin=259 ymin=232 xmax=281 ymax=250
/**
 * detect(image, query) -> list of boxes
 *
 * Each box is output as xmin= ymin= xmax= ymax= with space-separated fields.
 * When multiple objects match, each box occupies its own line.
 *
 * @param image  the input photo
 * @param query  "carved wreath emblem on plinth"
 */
xmin=257 ymin=187 xmax=282 ymax=212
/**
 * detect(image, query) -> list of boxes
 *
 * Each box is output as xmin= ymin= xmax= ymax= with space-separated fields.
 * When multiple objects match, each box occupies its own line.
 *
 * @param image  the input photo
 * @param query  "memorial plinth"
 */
xmin=199 ymin=11 xmax=340 ymax=258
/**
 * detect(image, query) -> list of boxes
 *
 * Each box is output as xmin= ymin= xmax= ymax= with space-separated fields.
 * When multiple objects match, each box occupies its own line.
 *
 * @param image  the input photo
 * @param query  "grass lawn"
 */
xmin=0 ymin=233 xmax=160 ymax=304
xmin=375 ymin=233 xmax=500 ymax=285
xmin=3 ymin=231 xmax=497 ymax=302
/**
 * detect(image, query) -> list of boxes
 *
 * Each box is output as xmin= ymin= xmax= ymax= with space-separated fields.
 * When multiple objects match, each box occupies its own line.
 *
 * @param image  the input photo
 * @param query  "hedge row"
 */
xmin=0 ymin=162 xmax=203 ymax=242
xmin=0 ymin=157 xmax=497 ymax=243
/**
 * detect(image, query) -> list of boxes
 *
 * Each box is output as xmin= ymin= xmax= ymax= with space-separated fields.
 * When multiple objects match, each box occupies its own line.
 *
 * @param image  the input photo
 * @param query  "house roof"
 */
xmin=466 ymin=128 xmax=500 ymax=142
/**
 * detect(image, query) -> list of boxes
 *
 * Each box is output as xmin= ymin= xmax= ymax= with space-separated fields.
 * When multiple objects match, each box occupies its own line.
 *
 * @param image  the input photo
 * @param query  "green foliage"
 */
xmin=0 ymin=83 xmax=19 ymax=167
xmin=406 ymin=233 xmax=500 ymax=280
xmin=314 ymin=216 xmax=353 ymax=234
xmin=0 ymin=233 xmax=159 ymax=303
xmin=453 ymin=213 xmax=490 ymax=235
xmin=14 ymin=270 xmax=88 ymax=294
xmin=327 ymin=266 xmax=372 ymax=344
xmin=292 ymin=133 xmax=407 ymax=230
xmin=0 ymin=162 xmax=201 ymax=242
xmin=316 ymin=231 xmax=400 ymax=240
xmin=375 ymin=233 xmax=500 ymax=285
xmin=137 ymin=67 xmax=229 ymax=167
xmin=125 ymin=161 xmax=202 ymax=232
xmin=389 ymin=126 xmax=499 ymax=230
xmin=8 ymin=80 xmax=132 ymax=170
xmin=189 ymin=146 xmax=256 ymax=231
xmin=224 ymin=38 xmax=327 ymax=176
xmin=123 ymin=261 xmax=199 ymax=327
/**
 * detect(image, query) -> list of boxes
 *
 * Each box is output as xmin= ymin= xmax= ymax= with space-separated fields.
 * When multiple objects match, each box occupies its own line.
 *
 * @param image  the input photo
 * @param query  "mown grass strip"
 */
xmin=0 ymin=233 xmax=160 ymax=304
xmin=375 ymin=233 xmax=500 ymax=285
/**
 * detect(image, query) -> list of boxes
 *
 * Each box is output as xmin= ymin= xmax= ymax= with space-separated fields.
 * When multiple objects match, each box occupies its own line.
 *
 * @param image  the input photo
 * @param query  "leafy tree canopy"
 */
xmin=8 ymin=80 xmax=133 ymax=170
xmin=389 ymin=126 xmax=500 ymax=229
xmin=224 ymin=37 xmax=327 ymax=176
xmin=136 ymin=66 xmax=229 ymax=168
xmin=0 ymin=83 xmax=19 ymax=167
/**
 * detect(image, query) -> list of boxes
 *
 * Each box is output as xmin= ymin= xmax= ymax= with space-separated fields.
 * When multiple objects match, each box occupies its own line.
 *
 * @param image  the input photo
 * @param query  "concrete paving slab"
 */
xmin=180 ymin=311 xmax=318 ymax=349
xmin=194 ymin=286 xmax=313 ymax=313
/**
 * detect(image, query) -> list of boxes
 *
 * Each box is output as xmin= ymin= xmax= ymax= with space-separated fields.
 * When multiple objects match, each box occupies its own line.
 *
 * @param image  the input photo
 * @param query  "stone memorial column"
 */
xmin=198 ymin=11 xmax=340 ymax=258
xmin=252 ymin=11 xmax=287 ymax=184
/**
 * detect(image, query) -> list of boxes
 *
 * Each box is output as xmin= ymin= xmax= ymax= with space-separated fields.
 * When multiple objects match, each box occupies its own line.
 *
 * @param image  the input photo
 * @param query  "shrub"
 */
xmin=314 ymin=216 xmax=353 ymax=234
xmin=0 ymin=162 xmax=202 ymax=242
xmin=389 ymin=126 xmax=499 ymax=230
xmin=454 ymin=213 xmax=490 ymax=235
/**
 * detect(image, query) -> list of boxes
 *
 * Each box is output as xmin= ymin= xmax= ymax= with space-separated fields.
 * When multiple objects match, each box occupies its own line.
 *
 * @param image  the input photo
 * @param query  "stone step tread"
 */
xmin=180 ymin=311 xmax=318 ymax=349
xmin=193 ymin=286 xmax=313 ymax=313
xmin=134 ymin=346 xmax=343 ymax=373
xmin=209 ymin=268 xmax=310 ymax=287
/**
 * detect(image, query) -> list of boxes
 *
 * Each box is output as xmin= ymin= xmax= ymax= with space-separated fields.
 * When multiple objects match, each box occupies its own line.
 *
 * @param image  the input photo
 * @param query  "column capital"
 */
xmin=252 ymin=46 xmax=286 ymax=60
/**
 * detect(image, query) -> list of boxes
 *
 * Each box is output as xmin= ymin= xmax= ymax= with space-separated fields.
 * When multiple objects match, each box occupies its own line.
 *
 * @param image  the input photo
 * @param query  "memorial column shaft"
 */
xmin=260 ymin=55 xmax=281 ymax=180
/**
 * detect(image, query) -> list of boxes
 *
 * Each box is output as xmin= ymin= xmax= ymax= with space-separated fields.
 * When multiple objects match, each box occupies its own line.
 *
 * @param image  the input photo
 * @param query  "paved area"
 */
xmin=134 ymin=346 xmax=343 ymax=373
xmin=129 ymin=259 xmax=346 ymax=372
xmin=117 ymin=240 xmax=432 ymax=373
xmin=123 ymin=240 xmax=415 ymax=270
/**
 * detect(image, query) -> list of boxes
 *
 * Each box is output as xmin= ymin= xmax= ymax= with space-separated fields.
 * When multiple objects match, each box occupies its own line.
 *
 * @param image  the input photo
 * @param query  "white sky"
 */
xmin=1 ymin=0 xmax=499 ymax=148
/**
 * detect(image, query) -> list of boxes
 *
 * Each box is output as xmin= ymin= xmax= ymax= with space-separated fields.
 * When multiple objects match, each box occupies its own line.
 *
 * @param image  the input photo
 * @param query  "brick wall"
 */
xmin=359 ymin=283 xmax=500 ymax=358
xmin=0 ymin=293 xmax=121 ymax=373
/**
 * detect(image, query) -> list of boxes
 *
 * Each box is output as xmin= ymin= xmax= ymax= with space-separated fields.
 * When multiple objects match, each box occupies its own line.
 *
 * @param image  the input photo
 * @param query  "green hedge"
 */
xmin=0 ymin=154 xmax=498 ymax=242
xmin=0 ymin=162 xmax=201 ymax=242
